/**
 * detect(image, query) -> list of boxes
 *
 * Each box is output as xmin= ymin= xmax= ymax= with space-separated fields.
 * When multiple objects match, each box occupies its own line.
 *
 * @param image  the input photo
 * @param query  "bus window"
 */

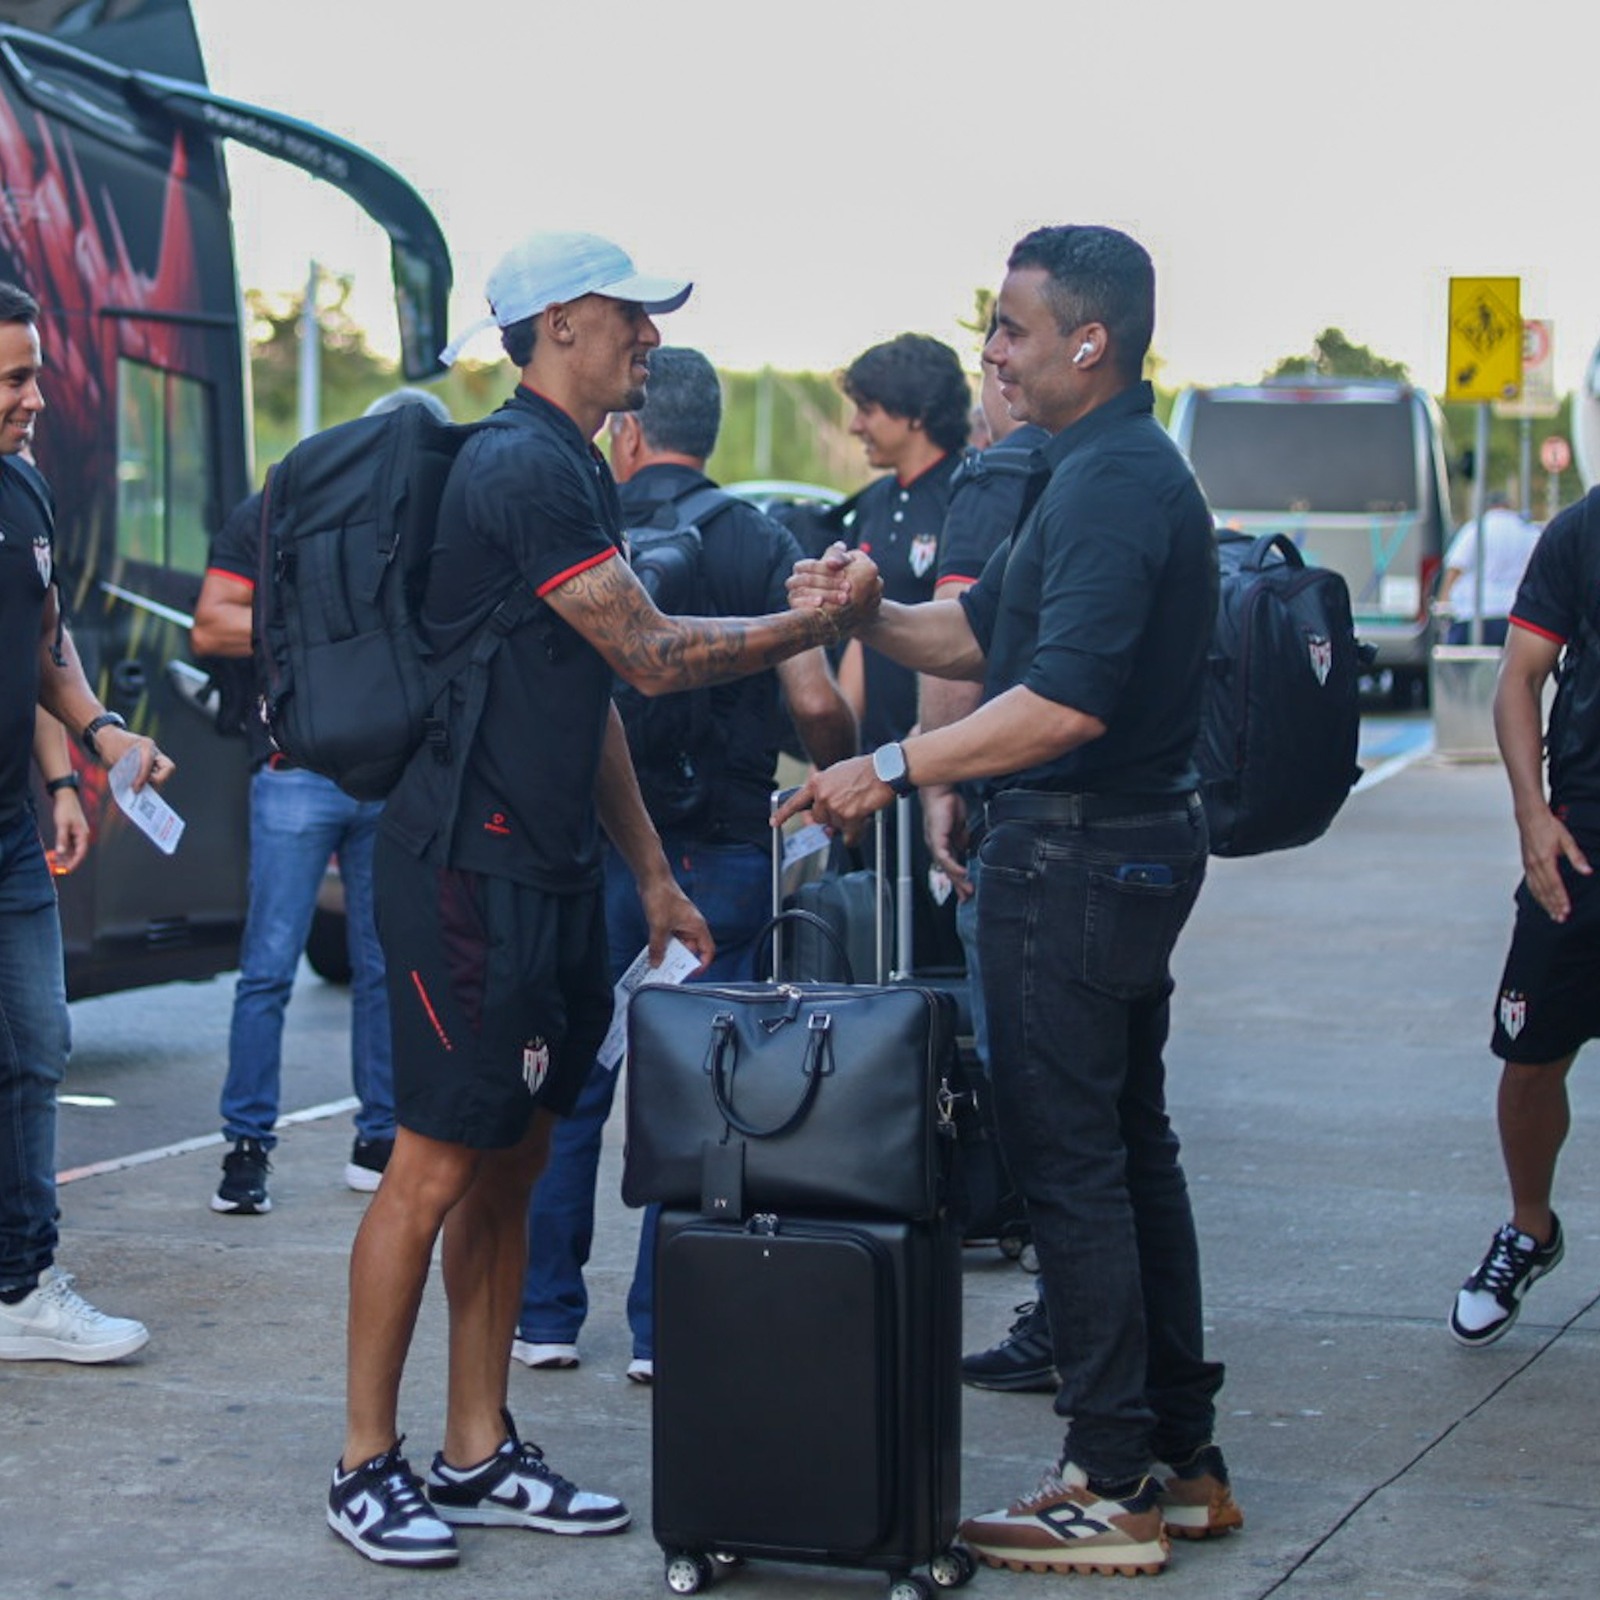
xmin=115 ymin=357 xmax=216 ymax=574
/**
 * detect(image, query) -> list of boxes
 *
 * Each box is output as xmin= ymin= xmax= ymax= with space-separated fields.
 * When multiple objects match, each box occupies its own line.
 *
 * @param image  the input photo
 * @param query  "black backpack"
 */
xmin=614 ymin=484 xmax=734 ymax=829
xmin=253 ymin=404 xmax=533 ymax=802
xmin=1196 ymin=531 xmax=1370 ymax=856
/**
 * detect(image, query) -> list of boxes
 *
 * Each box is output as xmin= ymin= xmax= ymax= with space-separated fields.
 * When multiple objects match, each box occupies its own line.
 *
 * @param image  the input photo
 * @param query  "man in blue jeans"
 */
xmin=0 ymin=280 xmax=173 ymax=1362
xmin=781 ymin=226 xmax=1240 ymax=1576
xmin=190 ymin=390 xmax=446 ymax=1213
xmin=515 ymin=348 xmax=855 ymax=1381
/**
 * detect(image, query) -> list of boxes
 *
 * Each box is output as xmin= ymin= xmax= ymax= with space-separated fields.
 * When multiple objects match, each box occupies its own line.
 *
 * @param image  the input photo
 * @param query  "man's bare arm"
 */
xmin=1494 ymin=624 xmax=1589 ymax=921
xmin=545 ymin=552 xmax=878 ymax=697
xmin=594 ymin=702 xmax=714 ymax=968
xmin=775 ymin=647 xmax=858 ymax=770
xmin=191 ymin=570 xmax=254 ymax=658
xmin=37 ymin=591 xmax=173 ymax=790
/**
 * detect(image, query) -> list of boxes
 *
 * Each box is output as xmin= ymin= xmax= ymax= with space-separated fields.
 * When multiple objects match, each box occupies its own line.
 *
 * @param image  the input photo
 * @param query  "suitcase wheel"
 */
xmin=928 ymin=1544 xmax=978 ymax=1588
xmin=664 ymin=1552 xmax=715 ymax=1594
xmin=887 ymin=1577 xmax=933 ymax=1600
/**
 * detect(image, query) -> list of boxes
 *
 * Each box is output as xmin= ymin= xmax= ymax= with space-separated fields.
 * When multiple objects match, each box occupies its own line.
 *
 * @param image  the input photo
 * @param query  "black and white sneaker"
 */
xmin=211 ymin=1137 xmax=271 ymax=1215
xmin=1450 ymin=1214 xmax=1565 ymax=1347
xmin=327 ymin=1438 xmax=458 ymax=1567
xmin=427 ymin=1409 xmax=630 ymax=1535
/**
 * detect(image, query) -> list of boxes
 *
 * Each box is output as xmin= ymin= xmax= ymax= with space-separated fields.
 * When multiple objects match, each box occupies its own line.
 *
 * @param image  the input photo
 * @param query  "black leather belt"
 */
xmin=983 ymin=789 xmax=1198 ymax=829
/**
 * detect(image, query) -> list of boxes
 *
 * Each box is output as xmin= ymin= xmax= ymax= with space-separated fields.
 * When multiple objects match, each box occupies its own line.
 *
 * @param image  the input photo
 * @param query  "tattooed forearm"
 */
xmin=551 ymin=554 xmax=866 ymax=694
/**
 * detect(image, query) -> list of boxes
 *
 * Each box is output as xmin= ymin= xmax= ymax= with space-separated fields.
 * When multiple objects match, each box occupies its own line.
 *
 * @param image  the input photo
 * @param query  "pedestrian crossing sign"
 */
xmin=1446 ymin=277 xmax=1521 ymax=403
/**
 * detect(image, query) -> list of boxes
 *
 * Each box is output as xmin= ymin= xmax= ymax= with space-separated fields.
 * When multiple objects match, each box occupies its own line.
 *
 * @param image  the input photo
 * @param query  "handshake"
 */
xmin=787 ymin=543 xmax=883 ymax=636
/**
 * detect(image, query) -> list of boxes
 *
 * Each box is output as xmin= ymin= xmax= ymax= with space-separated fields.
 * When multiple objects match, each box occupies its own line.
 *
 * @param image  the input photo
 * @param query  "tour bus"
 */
xmin=1168 ymin=377 xmax=1454 ymax=707
xmin=1 ymin=0 xmax=450 ymax=997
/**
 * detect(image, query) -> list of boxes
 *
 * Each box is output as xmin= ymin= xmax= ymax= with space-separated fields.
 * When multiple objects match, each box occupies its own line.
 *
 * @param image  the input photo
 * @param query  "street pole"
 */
xmin=1518 ymin=415 xmax=1532 ymax=519
xmin=1470 ymin=402 xmax=1489 ymax=648
xmin=297 ymin=259 xmax=321 ymax=442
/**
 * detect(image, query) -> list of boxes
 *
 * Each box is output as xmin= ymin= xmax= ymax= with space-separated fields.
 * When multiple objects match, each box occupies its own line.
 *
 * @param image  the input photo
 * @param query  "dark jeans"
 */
xmin=519 ymin=837 xmax=770 ymax=1357
xmin=977 ymin=794 xmax=1223 ymax=1481
xmin=0 ymin=809 xmax=69 ymax=1295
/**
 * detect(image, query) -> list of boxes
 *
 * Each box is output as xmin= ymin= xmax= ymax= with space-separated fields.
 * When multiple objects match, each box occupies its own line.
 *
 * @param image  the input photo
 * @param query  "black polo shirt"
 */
xmin=849 ymin=450 xmax=960 ymax=747
xmin=619 ymin=462 xmax=804 ymax=849
xmin=383 ymin=386 xmax=623 ymax=892
xmin=935 ymin=425 xmax=1051 ymax=587
xmin=1509 ymin=488 xmax=1600 ymax=810
xmin=0 ymin=457 xmax=56 ymax=821
xmin=960 ymin=382 xmax=1217 ymax=796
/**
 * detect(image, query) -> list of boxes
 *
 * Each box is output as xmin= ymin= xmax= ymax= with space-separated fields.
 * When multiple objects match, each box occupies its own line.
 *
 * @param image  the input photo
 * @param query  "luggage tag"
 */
xmin=700 ymin=1138 xmax=746 ymax=1221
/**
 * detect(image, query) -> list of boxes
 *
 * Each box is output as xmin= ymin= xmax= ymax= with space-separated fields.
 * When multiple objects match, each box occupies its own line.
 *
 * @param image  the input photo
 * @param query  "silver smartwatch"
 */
xmin=871 ymin=742 xmax=915 ymax=798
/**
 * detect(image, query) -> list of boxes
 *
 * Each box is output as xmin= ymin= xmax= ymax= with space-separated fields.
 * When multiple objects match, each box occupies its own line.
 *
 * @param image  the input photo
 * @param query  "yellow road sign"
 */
xmin=1447 ymin=277 xmax=1521 ymax=402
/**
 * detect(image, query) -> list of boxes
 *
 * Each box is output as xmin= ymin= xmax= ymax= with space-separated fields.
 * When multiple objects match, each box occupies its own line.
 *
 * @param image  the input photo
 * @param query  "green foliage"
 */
xmin=1266 ymin=327 xmax=1410 ymax=382
xmin=1438 ymin=394 xmax=1583 ymax=523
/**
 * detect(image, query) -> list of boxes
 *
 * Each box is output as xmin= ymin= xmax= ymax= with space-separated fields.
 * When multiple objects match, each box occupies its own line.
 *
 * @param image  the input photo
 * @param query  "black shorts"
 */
xmin=375 ymin=834 xmax=612 ymax=1148
xmin=1491 ymin=831 xmax=1600 ymax=1064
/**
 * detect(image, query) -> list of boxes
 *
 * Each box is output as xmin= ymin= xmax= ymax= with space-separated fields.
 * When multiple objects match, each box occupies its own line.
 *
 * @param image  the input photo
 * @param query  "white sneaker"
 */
xmin=626 ymin=1358 xmax=654 ymax=1384
xmin=510 ymin=1339 xmax=578 ymax=1370
xmin=0 ymin=1270 xmax=149 ymax=1363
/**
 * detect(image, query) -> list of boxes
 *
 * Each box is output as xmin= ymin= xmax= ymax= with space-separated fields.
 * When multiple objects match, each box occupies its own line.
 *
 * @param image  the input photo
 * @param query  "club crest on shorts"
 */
xmin=1498 ymin=990 xmax=1527 ymax=1041
xmin=909 ymin=533 xmax=937 ymax=579
xmin=522 ymin=1037 xmax=551 ymax=1095
xmin=1306 ymin=632 xmax=1332 ymax=686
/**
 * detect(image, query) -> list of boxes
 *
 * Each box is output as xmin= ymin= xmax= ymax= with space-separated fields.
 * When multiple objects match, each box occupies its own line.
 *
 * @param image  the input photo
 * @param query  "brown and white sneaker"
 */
xmin=958 ymin=1460 xmax=1168 ymax=1575
xmin=1159 ymin=1443 xmax=1244 ymax=1539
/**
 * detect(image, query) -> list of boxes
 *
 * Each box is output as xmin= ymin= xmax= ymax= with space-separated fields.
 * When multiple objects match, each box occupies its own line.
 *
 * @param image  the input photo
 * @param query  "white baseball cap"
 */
xmin=440 ymin=231 xmax=692 ymax=364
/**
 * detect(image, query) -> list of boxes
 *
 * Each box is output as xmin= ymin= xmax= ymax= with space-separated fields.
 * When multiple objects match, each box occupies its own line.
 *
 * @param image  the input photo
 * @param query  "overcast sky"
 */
xmin=195 ymin=0 xmax=1597 ymax=396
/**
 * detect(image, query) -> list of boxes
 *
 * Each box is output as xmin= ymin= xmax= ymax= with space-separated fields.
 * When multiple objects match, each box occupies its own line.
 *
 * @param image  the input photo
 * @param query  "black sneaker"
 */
xmin=211 ymin=1138 xmax=271 ymax=1215
xmin=327 ymin=1438 xmax=458 ymax=1568
xmin=1450 ymin=1214 xmax=1565 ymax=1346
xmin=962 ymin=1300 xmax=1058 ymax=1392
xmin=427 ymin=1409 xmax=630 ymax=1535
xmin=345 ymin=1136 xmax=393 ymax=1194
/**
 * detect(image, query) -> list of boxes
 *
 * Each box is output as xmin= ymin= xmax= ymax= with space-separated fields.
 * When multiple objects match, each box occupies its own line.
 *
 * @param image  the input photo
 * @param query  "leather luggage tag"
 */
xmin=700 ymin=1138 xmax=746 ymax=1220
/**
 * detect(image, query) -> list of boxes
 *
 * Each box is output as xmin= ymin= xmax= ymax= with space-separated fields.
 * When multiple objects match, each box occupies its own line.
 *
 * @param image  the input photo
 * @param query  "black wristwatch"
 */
xmin=871 ymin=741 xmax=916 ymax=798
xmin=80 ymin=712 xmax=128 ymax=761
xmin=45 ymin=772 xmax=81 ymax=795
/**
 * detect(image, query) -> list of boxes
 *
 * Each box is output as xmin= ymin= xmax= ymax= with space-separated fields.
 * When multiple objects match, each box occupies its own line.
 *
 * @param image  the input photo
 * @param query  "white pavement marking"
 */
xmin=56 ymin=1096 xmax=360 ymax=1186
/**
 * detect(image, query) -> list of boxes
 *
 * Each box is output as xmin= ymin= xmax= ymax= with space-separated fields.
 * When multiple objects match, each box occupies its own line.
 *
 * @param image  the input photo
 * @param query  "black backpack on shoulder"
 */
xmin=1197 ymin=531 xmax=1371 ymax=856
xmin=615 ymin=484 xmax=736 ymax=829
xmin=253 ymin=404 xmax=532 ymax=802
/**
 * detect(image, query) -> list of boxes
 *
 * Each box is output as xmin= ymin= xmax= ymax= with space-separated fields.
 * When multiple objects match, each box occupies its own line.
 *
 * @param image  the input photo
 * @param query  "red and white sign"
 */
xmin=1540 ymin=435 xmax=1572 ymax=474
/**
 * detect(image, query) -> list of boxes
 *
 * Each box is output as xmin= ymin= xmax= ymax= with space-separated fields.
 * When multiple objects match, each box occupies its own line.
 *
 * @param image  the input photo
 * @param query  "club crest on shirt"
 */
xmin=1306 ymin=633 xmax=1332 ymax=686
xmin=1498 ymin=990 xmax=1527 ymax=1040
xmin=909 ymin=533 xmax=938 ymax=579
xmin=522 ymin=1037 xmax=551 ymax=1096
xmin=33 ymin=533 xmax=51 ymax=587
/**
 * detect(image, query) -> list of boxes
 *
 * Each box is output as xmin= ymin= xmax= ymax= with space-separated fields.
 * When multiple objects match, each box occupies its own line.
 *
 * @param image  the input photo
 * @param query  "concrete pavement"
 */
xmin=3 ymin=752 xmax=1596 ymax=1599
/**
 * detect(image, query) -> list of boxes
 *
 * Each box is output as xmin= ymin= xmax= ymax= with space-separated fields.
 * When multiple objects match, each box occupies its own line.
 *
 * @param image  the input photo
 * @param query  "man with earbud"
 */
xmin=781 ymin=225 xmax=1237 ymax=1577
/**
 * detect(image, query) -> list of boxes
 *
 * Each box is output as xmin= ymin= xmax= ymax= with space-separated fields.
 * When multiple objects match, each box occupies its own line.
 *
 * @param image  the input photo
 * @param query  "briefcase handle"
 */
xmin=707 ymin=1009 xmax=834 ymax=1140
xmin=751 ymin=907 xmax=856 ymax=986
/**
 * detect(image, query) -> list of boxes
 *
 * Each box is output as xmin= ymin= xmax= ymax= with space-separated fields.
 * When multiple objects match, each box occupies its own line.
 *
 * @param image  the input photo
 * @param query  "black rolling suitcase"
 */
xmin=625 ymin=806 xmax=976 ymax=1599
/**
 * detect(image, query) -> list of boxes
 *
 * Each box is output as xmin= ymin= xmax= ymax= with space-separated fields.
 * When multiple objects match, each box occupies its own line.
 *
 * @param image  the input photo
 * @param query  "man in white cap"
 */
xmin=326 ymin=231 xmax=882 ymax=1569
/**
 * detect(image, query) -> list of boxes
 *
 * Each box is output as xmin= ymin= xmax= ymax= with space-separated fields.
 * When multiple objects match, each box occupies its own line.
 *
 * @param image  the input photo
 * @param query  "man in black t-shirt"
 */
xmin=1449 ymin=487 xmax=1600 ymax=1349
xmin=329 ymin=234 xmax=881 ymax=1571
xmin=0 ymin=281 xmax=172 ymax=1367
xmin=515 ymin=346 xmax=855 ymax=1383
xmin=781 ymin=227 xmax=1237 ymax=1575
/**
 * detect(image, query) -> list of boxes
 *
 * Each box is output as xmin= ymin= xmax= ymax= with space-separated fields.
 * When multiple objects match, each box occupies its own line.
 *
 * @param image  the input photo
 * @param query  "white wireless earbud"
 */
xmin=1073 ymin=342 xmax=1094 ymax=366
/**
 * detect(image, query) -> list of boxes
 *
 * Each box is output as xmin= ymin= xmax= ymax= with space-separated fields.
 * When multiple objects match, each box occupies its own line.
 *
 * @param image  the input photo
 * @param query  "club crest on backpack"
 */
xmin=522 ymin=1038 xmax=551 ymax=1095
xmin=1306 ymin=633 xmax=1332 ymax=686
xmin=1498 ymin=990 xmax=1527 ymax=1041
xmin=33 ymin=533 xmax=51 ymax=587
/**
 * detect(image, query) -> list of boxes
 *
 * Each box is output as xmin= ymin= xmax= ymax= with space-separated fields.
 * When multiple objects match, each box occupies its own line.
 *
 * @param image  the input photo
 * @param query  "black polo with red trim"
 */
xmin=848 ymin=450 xmax=960 ymax=747
xmin=384 ymin=386 xmax=623 ymax=891
xmin=1508 ymin=488 xmax=1600 ymax=809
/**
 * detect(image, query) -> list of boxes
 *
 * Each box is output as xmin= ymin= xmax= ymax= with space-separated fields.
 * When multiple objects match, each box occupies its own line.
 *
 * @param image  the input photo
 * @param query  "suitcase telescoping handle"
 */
xmin=770 ymin=789 xmax=889 ymax=985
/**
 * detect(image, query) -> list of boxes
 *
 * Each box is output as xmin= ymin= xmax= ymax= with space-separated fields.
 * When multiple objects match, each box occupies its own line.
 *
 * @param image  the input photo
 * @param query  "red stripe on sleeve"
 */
xmin=535 ymin=546 xmax=617 ymax=597
xmin=1509 ymin=616 xmax=1566 ymax=645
